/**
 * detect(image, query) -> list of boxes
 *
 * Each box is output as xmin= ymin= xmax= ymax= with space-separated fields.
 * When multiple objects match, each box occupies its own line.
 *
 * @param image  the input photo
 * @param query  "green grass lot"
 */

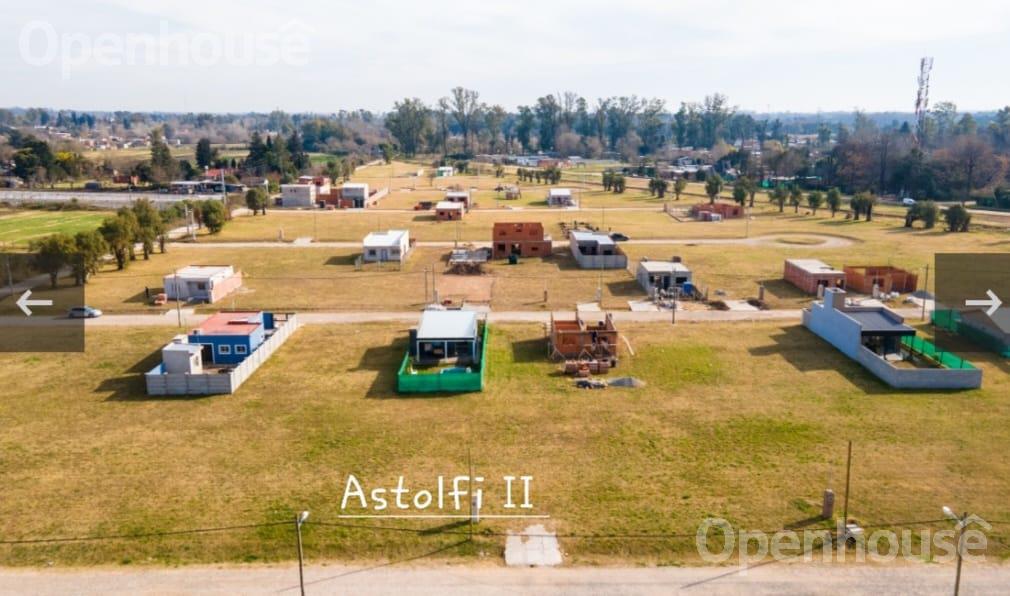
xmin=0 ymin=209 xmax=108 ymax=249
xmin=1 ymin=321 xmax=1009 ymax=566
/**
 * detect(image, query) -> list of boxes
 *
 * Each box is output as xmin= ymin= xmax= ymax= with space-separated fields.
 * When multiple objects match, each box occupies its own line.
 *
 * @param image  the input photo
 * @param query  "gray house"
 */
xmin=803 ymin=288 xmax=981 ymax=389
xmin=636 ymin=259 xmax=692 ymax=295
xmin=569 ymin=230 xmax=627 ymax=269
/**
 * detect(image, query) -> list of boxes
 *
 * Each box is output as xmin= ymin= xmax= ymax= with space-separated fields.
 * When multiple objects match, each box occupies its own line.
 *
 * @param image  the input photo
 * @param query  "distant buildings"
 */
xmin=163 ymin=266 xmax=243 ymax=304
xmin=569 ymin=230 xmax=627 ymax=269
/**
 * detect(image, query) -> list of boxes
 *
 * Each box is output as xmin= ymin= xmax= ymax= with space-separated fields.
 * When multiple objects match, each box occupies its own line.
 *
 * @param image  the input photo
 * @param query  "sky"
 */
xmin=2 ymin=0 xmax=1009 ymax=115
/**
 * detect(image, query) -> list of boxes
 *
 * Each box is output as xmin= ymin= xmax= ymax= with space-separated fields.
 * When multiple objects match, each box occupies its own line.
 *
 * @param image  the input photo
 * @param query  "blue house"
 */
xmin=188 ymin=311 xmax=274 ymax=365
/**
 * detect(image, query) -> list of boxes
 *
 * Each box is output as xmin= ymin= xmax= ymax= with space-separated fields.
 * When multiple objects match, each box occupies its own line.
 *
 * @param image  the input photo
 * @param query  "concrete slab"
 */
xmin=723 ymin=300 xmax=760 ymax=312
xmin=576 ymin=302 xmax=601 ymax=312
xmin=504 ymin=524 xmax=563 ymax=567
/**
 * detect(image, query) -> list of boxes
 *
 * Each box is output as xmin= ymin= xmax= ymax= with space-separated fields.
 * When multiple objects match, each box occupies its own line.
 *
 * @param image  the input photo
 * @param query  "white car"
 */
xmin=901 ymin=197 xmax=916 ymax=206
xmin=68 ymin=306 xmax=103 ymax=318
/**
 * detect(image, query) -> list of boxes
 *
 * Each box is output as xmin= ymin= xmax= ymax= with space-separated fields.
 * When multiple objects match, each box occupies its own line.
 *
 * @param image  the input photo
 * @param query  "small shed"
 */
xmin=363 ymin=229 xmax=411 ymax=262
xmin=784 ymin=259 xmax=845 ymax=295
xmin=412 ymin=310 xmax=480 ymax=363
xmin=436 ymin=201 xmax=465 ymax=221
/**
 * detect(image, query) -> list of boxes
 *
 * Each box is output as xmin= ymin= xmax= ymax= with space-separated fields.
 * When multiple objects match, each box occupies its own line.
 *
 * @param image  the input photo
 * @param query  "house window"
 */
xmin=368 ymin=249 xmax=376 ymax=256
xmin=235 ymin=345 xmax=248 ymax=355
xmin=218 ymin=344 xmax=232 ymax=355
xmin=196 ymin=282 xmax=207 ymax=291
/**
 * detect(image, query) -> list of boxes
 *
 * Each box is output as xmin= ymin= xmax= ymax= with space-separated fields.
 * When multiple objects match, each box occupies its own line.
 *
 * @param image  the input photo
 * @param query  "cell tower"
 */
xmin=914 ymin=57 xmax=934 ymax=146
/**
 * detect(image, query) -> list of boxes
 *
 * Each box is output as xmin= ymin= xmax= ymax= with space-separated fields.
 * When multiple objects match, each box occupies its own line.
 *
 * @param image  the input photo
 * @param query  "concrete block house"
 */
xmin=491 ymin=222 xmax=552 ymax=259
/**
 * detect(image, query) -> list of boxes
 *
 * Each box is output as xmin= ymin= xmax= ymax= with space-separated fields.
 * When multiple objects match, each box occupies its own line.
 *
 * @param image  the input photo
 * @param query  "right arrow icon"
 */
xmin=966 ymin=289 xmax=1003 ymax=317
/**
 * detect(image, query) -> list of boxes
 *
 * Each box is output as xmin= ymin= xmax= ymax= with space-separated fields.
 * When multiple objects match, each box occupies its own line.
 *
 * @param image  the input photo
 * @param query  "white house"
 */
xmin=163 ymin=265 xmax=244 ymax=303
xmin=636 ymin=260 xmax=693 ymax=295
xmin=362 ymin=229 xmax=411 ymax=262
xmin=436 ymin=166 xmax=454 ymax=177
xmin=280 ymin=183 xmax=317 ymax=207
xmin=547 ymin=188 xmax=575 ymax=207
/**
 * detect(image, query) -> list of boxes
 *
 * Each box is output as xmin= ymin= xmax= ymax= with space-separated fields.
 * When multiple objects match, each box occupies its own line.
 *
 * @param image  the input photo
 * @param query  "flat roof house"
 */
xmin=398 ymin=310 xmax=489 ymax=393
xmin=146 ymin=311 xmax=300 ymax=395
xmin=298 ymin=175 xmax=332 ymax=195
xmin=280 ymin=183 xmax=316 ymax=207
xmin=547 ymin=188 xmax=575 ymax=207
xmin=803 ymin=288 xmax=980 ymax=389
xmin=436 ymin=166 xmax=454 ymax=177
xmin=784 ymin=259 xmax=845 ymax=295
xmin=444 ymin=191 xmax=471 ymax=209
xmin=491 ymin=222 xmax=552 ymax=259
xmin=163 ymin=265 xmax=243 ymax=304
xmin=844 ymin=265 xmax=918 ymax=295
xmin=636 ymin=259 xmax=692 ymax=295
xmin=363 ymin=229 xmax=411 ymax=262
xmin=570 ymin=230 xmax=627 ymax=269
xmin=435 ymin=201 xmax=465 ymax=221
xmin=341 ymin=183 xmax=371 ymax=208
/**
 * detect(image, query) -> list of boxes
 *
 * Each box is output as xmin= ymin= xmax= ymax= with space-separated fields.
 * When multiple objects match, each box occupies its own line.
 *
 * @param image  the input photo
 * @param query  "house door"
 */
xmin=380 ymin=249 xmax=388 ymax=261
xmin=200 ymin=344 xmax=213 ymax=364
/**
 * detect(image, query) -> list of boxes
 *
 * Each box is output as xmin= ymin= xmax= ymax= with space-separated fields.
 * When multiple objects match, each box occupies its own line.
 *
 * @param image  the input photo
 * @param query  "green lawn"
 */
xmin=1 ymin=321 xmax=1009 ymax=566
xmin=0 ymin=209 xmax=109 ymax=249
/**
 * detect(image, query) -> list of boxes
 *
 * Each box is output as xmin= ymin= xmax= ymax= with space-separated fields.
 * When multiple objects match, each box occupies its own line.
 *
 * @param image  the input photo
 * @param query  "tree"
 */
xmin=385 ymin=98 xmax=430 ymax=156
xmin=905 ymin=200 xmax=939 ymax=229
xmin=673 ymin=177 xmax=687 ymax=201
xmin=938 ymin=135 xmax=1000 ymax=203
xmin=450 ymin=87 xmax=482 ymax=155
xmin=201 ymin=200 xmax=226 ymax=234
xmin=31 ymin=233 xmax=75 ymax=288
xmin=649 ymin=177 xmax=668 ymax=198
xmin=704 ymin=173 xmax=724 ymax=204
xmin=732 ymin=182 xmax=747 ymax=206
xmin=99 ymin=213 xmax=135 ymax=270
xmin=132 ymin=198 xmax=164 ymax=259
xmin=825 ymin=187 xmax=842 ymax=217
xmin=771 ymin=184 xmax=788 ymax=212
xmin=737 ymin=176 xmax=757 ymax=207
xmin=379 ymin=143 xmax=395 ymax=164
xmin=945 ymin=204 xmax=971 ymax=232
xmin=195 ymin=138 xmax=216 ymax=169
xmin=149 ymin=127 xmax=177 ymax=183
xmin=245 ymin=188 xmax=268 ymax=215
xmin=72 ymin=230 xmax=108 ymax=285
xmin=807 ymin=191 xmax=824 ymax=215
xmin=850 ymin=192 xmax=877 ymax=221
xmin=789 ymin=186 xmax=803 ymax=213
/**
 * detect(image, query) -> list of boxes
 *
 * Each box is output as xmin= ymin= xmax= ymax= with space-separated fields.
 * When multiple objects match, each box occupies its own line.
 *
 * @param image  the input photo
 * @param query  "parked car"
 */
xmin=610 ymin=232 xmax=630 ymax=242
xmin=68 ymin=306 xmax=103 ymax=318
xmin=901 ymin=197 xmax=916 ymax=206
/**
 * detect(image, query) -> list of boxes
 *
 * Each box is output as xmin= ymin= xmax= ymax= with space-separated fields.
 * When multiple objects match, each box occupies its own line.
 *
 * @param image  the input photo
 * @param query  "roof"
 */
xmin=168 ymin=265 xmax=234 ymax=280
xmin=193 ymin=311 xmax=263 ymax=336
xmin=342 ymin=182 xmax=368 ymax=190
xmin=363 ymin=229 xmax=408 ymax=247
xmin=417 ymin=310 xmax=478 ymax=340
xmin=570 ymin=230 xmax=614 ymax=246
xmin=549 ymin=188 xmax=572 ymax=196
xmin=164 ymin=342 xmax=201 ymax=354
xmin=639 ymin=260 xmax=690 ymax=274
xmin=787 ymin=259 xmax=843 ymax=275
xmin=846 ymin=309 xmax=915 ymax=335
xmin=436 ymin=201 xmax=464 ymax=210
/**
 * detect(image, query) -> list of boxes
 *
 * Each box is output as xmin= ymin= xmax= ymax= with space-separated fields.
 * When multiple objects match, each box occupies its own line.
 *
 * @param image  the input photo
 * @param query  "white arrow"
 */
xmin=965 ymin=289 xmax=1003 ymax=317
xmin=15 ymin=289 xmax=53 ymax=317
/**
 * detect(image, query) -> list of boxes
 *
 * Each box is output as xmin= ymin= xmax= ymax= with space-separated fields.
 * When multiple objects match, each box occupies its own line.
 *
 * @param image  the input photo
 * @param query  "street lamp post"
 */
xmin=296 ymin=511 xmax=310 ymax=596
xmin=943 ymin=506 xmax=968 ymax=596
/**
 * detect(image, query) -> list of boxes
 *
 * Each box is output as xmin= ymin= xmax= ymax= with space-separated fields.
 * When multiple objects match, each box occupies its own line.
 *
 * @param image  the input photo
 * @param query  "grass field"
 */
xmin=0 ymin=209 xmax=108 ymax=249
xmin=1 ymin=321 xmax=1009 ymax=566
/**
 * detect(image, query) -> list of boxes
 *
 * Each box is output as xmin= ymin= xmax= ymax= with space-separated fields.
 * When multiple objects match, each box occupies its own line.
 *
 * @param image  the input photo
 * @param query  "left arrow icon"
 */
xmin=16 ymin=289 xmax=53 ymax=317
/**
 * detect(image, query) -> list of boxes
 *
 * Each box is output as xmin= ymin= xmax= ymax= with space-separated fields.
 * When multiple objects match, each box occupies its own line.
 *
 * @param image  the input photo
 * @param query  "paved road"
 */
xmin=0 ymin=563 xmax=1005 ymax=595
xmin=170 ymin=233 xmax=855 ymax=250
xmin=1 ymin=307 xmax=927 ymax=328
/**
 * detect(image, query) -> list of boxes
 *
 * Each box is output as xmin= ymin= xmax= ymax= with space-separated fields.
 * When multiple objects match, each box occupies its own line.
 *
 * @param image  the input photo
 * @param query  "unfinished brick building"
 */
xmin=844 ymin=266 xmax=918 ymax=295
xmin=548 ymin=313 xmax=619 ymax=363
xmin=491 ymin=222 xmax=553 ymax=259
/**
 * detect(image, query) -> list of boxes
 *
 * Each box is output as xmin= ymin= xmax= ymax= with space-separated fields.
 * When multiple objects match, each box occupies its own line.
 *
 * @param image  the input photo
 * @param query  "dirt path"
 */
xmin=0 ymin=562 xmax=1005 ymax=595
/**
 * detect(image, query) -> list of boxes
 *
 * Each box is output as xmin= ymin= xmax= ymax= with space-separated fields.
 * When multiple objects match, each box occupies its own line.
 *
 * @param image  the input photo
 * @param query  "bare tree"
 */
xmin=450 ymin=87 xmax=482 ymax=155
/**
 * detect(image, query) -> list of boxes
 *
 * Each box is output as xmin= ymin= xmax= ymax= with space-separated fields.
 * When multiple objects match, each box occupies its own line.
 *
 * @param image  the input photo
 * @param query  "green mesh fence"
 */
xmin=901 ymin=335 xmax=976 ymax=370
xmin=397 ymin=323 xmax=489 ymax=393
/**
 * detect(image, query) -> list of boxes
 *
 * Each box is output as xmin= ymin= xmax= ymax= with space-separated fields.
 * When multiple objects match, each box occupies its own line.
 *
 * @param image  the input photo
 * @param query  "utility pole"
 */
xmin=4 ymin=251 xmax=15 ymax=299
xmin=842 ymin=440 xmax=852 ymax=528
xmin=295 ymin=511 xmax=309 ymax=596
xmin=921 ymin=263 xmax=930 ymax=322
xmin=174 ymin=272 xmax=183 ymax=327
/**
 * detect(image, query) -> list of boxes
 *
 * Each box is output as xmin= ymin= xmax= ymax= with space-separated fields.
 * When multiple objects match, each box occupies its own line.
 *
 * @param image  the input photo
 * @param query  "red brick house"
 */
xmin=491 ymin=222 xmax=553 ymax=259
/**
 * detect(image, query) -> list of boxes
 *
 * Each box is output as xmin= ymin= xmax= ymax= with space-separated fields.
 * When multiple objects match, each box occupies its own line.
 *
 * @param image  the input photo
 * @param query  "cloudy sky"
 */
xmin=3 ymin=0 xmax=1009 ymax=114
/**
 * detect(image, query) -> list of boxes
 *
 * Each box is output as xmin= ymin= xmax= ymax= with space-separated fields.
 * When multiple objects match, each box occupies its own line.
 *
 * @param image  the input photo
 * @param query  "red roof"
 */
xmin=193 ymin=311 xmax=262 ymax=336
